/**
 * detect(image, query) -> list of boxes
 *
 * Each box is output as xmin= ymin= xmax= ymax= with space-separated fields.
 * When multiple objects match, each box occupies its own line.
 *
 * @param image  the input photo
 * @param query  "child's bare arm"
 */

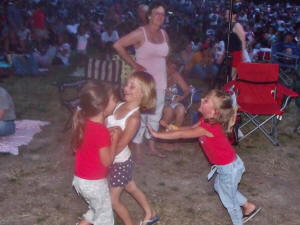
xmin=147 ymin=124 xmax=212 ymax=140
xmin=100 ymin=127 xmax=122 ymax=166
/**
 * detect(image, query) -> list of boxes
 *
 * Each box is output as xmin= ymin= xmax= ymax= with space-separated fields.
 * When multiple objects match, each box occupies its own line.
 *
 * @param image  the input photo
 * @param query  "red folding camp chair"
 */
xmin=223 ymin=63 xmax=299 ymax=146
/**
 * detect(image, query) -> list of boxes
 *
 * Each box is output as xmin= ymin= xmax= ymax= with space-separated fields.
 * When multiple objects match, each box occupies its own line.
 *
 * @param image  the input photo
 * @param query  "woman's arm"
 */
xmin=113 ymin=28 xmax=145 ymax=71
xmin=147 ymin=124 xmax=212 ymax=140
xmin=234 ymin=23 xmax=246 ymax=50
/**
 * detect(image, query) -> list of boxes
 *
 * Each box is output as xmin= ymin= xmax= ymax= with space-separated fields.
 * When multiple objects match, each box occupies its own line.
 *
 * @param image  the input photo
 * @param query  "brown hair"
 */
xmin=205 ymin=89 xmax=237 ymax=133
xmin=71 ymin=81 xmax=109 ymax=153
xmin=128 ymin=71 xmax=156 ymax=112
xmin=146 ymin=1 xmax=167 ymax=23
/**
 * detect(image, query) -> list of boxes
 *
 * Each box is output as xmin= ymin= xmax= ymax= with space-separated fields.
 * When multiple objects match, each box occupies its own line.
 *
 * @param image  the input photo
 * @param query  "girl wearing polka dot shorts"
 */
xmin=106 ymin=72 xmax=159 ymax=225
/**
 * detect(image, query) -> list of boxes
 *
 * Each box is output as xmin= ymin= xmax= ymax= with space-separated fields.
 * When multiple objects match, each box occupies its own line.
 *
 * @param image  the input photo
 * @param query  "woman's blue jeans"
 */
xmin=214 ymin=156 xmax=247 ymax=225
xmin=0 ymin=120 xmax=15 ymax=136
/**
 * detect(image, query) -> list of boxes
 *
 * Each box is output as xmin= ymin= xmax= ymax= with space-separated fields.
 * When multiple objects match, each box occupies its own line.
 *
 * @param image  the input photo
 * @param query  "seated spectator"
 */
xmin=0 ymin=86 xmax=16 ymax=136
xmin=184 ymin=43 xmax=218 ymax=88
xmin=17 ymin=24 xmax=31 ymax=52
xmin=281 ymin=32 xmax=300 ymax=56
xmin=11 ymin=53 xmax=39 ymax=76
xmin=53 ymin=34 xmax=71 ymax=66
xmin=33 ymin=39 xmax=57 ymax=68
xmin=100 ymin=22 xmax=119 ymax=59
xmin=161 ymin=56 xmax=190 ymax=131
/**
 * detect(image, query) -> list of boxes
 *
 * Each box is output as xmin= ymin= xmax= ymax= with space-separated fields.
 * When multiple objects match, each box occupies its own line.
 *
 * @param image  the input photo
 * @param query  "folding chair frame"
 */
xmin=223 ymin=63 xmax=299 ymax=146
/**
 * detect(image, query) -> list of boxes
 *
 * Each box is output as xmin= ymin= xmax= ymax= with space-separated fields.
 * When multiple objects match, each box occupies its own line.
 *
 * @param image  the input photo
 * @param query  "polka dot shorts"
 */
xmin=109 ymin=157 xmax=134 ymax=187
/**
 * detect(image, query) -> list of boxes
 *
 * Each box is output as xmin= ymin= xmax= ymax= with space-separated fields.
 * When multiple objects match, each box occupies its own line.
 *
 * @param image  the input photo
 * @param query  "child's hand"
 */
xmin=147 ymin=124 xmax=159 ymax=138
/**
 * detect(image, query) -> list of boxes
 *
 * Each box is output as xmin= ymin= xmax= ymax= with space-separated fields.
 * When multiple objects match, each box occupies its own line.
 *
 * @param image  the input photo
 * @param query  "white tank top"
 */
xmin=106 ymin=103 xmax=139 ymax=163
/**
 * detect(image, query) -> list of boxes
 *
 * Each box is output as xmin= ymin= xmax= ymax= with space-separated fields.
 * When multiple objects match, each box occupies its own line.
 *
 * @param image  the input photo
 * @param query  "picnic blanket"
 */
xmin=0 ymin=120 xmax=50 ymax=155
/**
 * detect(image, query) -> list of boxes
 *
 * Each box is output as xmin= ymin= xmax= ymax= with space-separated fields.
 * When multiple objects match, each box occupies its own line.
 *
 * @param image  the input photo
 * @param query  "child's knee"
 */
xmin=125 ymin=182 xmax=138 ymax=193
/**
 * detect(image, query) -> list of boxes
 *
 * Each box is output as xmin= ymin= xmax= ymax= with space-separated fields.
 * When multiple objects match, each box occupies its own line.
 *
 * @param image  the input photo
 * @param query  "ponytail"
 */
xmin=71 ymin=108 xmax=86 ymax=153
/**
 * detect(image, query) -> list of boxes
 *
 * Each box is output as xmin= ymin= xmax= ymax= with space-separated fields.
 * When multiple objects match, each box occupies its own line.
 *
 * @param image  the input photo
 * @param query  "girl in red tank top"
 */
xmin=148 ymin=89 xmax=261 ymax=225
xmin=71 ymin=81 xmax=121 ymax=225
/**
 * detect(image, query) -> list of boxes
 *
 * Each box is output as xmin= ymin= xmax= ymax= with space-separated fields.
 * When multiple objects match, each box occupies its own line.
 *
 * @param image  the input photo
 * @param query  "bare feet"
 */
xmin=159 ymin=142 xmax=175 ymax=151
xmin=242 ymin=201 xmax=256 ymax=215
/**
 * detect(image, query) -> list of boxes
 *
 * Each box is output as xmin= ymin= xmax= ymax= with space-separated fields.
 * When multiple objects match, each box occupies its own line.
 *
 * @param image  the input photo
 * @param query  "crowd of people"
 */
xmin=0 ymin=0 xmax=299 ymax=75
xmin=1 ymin=0 xmax=299 ymax=225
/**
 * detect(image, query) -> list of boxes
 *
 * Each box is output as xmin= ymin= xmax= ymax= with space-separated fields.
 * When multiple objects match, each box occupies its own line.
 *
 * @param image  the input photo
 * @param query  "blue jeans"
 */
xmin=189 ymin=64 xmax=219 ymax=79
xmin=12 ymin=55 xmax=39 ymax=75
xmin=0 ymin=120 xmax=15 ymax=136
xmin=214 ymin=156 xmax=247 ymax=225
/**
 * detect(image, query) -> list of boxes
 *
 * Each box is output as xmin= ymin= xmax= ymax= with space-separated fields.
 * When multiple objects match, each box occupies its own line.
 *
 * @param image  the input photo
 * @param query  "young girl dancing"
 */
xmin=148 ymin=89 xmax=261 ymax=225
xmin=71 ymin=81 xmax=121 ymax=225
xmin=106 ymin=71 xmax=159 ymax=225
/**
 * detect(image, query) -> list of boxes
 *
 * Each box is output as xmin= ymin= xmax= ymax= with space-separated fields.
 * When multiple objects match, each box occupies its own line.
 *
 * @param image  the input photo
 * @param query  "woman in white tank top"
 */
xmin=114 ymin=2 xmax=169 ymax=161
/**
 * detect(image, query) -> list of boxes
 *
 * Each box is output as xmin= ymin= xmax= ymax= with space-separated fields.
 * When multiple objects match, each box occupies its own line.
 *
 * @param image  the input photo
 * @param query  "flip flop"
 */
xmin=140 ymin=215 xmax=160 ymax=225
xmin=243 ymin=207 xmax=261 ymax=223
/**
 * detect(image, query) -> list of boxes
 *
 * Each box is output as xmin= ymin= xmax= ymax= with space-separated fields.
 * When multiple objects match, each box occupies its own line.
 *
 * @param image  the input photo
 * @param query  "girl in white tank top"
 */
xmin=106 ymin=72 xmax=159 ymax=225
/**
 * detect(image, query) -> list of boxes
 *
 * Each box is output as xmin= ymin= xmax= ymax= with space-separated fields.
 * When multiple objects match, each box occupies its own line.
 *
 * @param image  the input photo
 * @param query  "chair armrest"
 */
xmin=277 ymin=84 xmax=299 ymax=98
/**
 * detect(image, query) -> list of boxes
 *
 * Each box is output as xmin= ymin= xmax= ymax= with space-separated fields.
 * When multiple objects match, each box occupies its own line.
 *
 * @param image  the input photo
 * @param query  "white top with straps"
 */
xmin=135 ymin=26 xmax=169 ymax=90
xmin=106 ymin=103 xmax=139 ymax=163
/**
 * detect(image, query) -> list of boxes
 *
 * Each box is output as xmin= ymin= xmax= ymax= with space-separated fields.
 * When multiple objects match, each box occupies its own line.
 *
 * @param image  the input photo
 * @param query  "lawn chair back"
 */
xmin=236 ymin=63 xmax=281 ymax=115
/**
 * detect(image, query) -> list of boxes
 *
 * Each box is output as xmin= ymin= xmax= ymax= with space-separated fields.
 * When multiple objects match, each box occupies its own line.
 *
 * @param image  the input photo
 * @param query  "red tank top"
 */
xmin=74 ymin=120 xmax=111 ymax=180
xmin=198 ymin=118 xmax=236 ymax=165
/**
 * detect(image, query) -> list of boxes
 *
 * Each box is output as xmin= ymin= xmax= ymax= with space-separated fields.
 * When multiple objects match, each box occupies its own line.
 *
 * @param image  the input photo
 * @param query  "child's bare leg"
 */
xmin=110 ymin=187 xmax=134 ymax=225
xmin=148 ymin=139 xmax=166 ymax=158
xmin=242 ymin=201 xmax=256 ymax=215
xmin=132 ymin=143 xmax=144 ymax=163
xmin=125 ymin=181 xmax=155 ymax=222
xmin=174 ymin=105 xmax=185 ymax=127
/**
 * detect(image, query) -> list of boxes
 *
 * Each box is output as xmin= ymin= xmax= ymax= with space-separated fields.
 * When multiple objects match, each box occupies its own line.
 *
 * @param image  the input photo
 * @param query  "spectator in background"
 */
xmin=137 ymin=4 xmax=149 ymax=26
xmin=159 ymin=56 xmax=190 ymax=151
xmin=17 ymin=24 xmax=31 ymax=52
xmin=33 ymin=39 xmax=57 ymax=68
xmin=179 ymin=41 xmax=194 ymax=73
xmin=0 ymin=86 xmax=16 ymax=136
xmin=184 ymin=43 xmax=218 ymax=88
xmin=225 ymin=8 xmax=246 ymax=80
xmin=101 ymin=22 xmax=119 ymax=59
xmin=54 ymin=34 xmax=71 ymax=66
xmin=32 ymin=3 xmax=48 ymax=42
xmin=6 ymin=1 xmax=23 ymax=31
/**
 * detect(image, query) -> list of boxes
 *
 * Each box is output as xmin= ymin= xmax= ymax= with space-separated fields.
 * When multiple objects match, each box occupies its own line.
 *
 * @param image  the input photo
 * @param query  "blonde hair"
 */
xmin=71 ymin=81 xmax=110 ymax=153
xmin=128 ymin=71 xmax=156 ymax=112
xmin=205 ymin=89 xmax=237 ymax=133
